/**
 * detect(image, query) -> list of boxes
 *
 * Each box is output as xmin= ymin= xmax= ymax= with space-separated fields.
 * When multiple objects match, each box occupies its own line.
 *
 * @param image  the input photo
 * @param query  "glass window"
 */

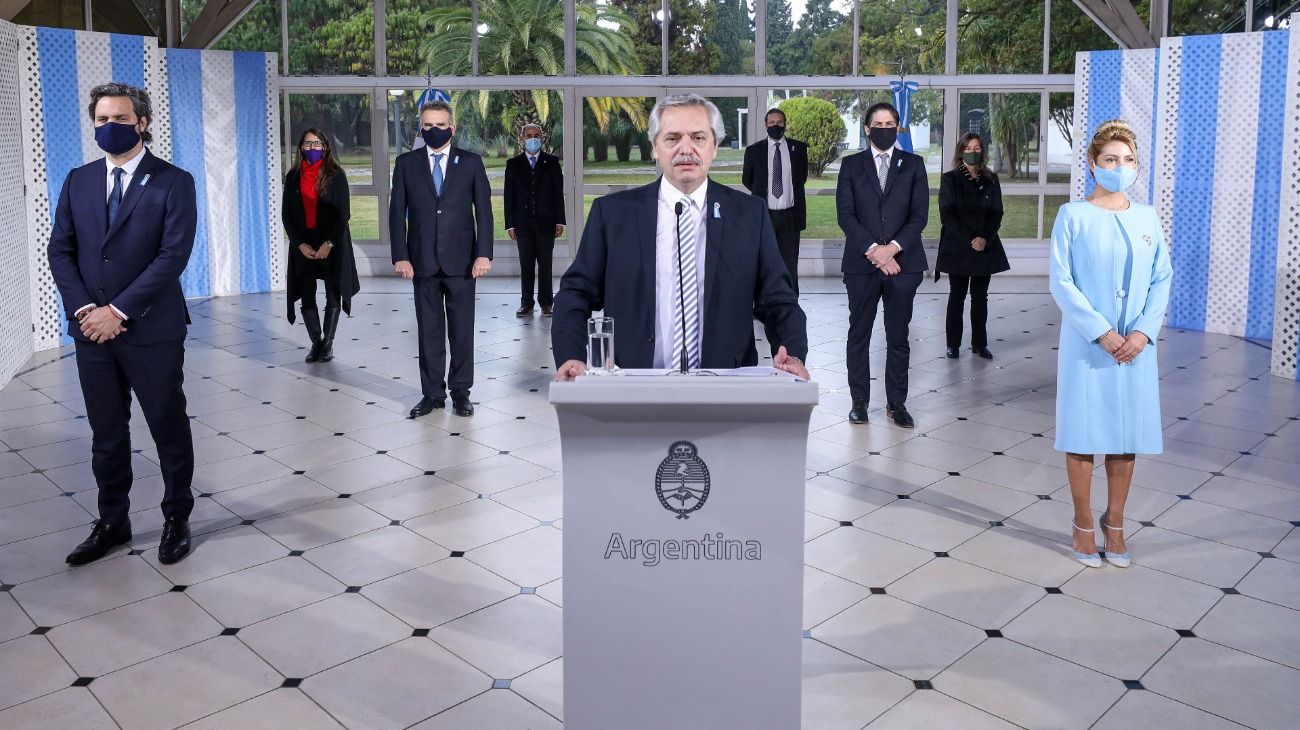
xmin=1252 ymin=0 xmax=1294 ymax=30
xmin=957 ymin=0 xmax=1042 ymax=74
xmin=958 ymin=91 xmax=1041 ymax=181
xmin=1044 ymin=194 xmax=1069 ymax=235
xmin=287 ymin=0 xmax=373 ymax=75
xmin=667 ymin=0 xmax=755 ymax=75
xmin=581 ymin=94 xmax=656 ymax=187
xmin=860 ymin=0 xmax=945 ymax=76
xmin=288 ymin=94 xmax=373 ymax=186
xmin=770 ymin=0 xmax=852 ymax=75
xmin=1048 ymin=0 xmax=1124 ymax=73
xmin=1000 ymin=195 xmax=1041 ymax=238
xmin=387 ymin=0 xmax=461 ymax=76
xmin=95 ymin=0 xmax=163 ymax=37
xmin=350 ymin=194 xmax=379 ymax=241
xmin=579 ymin=0 xmax=661 ymax=76
xmin=1046 ymin=91 xmax=1073 ymax=184
xmin=1172 ymin=0 xmax=1246 ymax=35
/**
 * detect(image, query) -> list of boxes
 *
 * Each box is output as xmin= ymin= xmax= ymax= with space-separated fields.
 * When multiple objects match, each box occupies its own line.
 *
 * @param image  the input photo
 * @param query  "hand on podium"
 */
xmin=773 ymin=346 xmax=808 ymax=380
xmin=556 ymin=359 xmax=587 ymax=381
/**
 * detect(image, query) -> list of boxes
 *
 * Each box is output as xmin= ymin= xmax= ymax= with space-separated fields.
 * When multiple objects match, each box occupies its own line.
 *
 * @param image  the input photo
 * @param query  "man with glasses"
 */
xmin=836 ymin=102 xmax=930 ymax=428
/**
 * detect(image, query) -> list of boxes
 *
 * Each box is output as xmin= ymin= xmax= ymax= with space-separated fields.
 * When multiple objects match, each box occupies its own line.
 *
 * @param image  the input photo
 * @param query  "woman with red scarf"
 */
xmin=282 ymin=128 xmax=360 ymax=362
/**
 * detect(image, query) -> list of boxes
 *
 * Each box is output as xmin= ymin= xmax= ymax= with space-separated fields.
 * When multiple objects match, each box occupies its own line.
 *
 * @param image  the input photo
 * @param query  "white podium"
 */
xmin=551 ymin=372 xmax=818 ymax=730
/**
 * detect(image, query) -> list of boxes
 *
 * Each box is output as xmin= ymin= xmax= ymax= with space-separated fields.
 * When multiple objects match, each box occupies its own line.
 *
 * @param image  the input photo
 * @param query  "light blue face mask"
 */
xmin=524 ymin=138 xmax=542 ymax=154
xmin=1093 ymin=164 xmax=1138 ymax=192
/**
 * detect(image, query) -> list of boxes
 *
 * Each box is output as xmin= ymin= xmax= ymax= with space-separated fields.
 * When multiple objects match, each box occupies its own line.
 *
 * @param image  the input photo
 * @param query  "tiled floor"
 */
xmin=2 ymin=276 xmax=1299 ymax=729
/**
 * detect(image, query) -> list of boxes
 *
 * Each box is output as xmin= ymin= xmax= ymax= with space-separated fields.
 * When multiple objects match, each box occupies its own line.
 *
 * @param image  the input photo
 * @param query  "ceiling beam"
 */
xmin=1073 ymin=0 xmax=1159 ymax=49
xmin=181 ymin=0 xmax=260 ymax=50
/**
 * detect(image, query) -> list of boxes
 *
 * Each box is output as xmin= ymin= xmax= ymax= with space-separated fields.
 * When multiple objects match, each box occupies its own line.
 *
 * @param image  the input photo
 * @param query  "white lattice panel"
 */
xmin=145 ymin=39 xmax=171 ymax=162
xmin=0 ymin=21 xmax=31 ymax=385
xmin=266 ymin=53 xmax=285 ymax=293
xmin=1152 ymin=37 xmax=1181 ymax=327
xmin=1272 ymin=28 xmax=1300 ymax=380
xmin=1070 ymin=52 xmax=1090 ymax=203
xmin=18 ymin=26 xmax=60 ymax=352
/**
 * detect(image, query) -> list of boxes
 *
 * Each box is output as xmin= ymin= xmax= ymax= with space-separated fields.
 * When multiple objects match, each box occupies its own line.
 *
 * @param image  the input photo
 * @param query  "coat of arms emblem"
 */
xmin=654 ymin=441 xmax=710 ymax=519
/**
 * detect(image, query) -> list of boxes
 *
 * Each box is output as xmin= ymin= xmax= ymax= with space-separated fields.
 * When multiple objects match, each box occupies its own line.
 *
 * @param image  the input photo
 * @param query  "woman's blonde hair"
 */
xmin=1087 ymin=119 xmax=1139 ymax=165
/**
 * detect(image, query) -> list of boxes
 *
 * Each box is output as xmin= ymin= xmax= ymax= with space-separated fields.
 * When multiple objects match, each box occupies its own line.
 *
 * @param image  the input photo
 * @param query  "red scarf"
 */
xmin=300 ymin=159 xmax=322 ymax=229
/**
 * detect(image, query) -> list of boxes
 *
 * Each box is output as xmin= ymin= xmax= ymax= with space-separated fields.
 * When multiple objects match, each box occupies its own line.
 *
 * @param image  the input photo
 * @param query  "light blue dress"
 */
xmin=1049 ymin=201 xmax=1173 ymax=454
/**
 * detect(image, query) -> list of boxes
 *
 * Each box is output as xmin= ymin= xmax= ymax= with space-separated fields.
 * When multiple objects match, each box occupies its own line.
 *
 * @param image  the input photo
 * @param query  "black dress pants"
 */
xmin=516 ymin=218 xmax=556 ymax=308
xmin=945 ymin=274 xmax=990 ymax=349
xmin=845 ymin=270 xmax=923 ymax=406
xmin=75 ymin=338 xmax=194 ymax=523
xmin=414 ymin=274 xmax=475 ymax=399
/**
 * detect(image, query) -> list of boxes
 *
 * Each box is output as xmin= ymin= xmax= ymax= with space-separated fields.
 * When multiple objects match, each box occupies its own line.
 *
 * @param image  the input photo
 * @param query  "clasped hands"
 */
xmin=298 ymin=242 xmax=332 ymax=260
xmin=393 ymin=257 xmax=491 ymax=280
xmin=970 ymin=236 xmax=988 ymax=252
xmin=865 ymin=243 xmax=901 ymax=275
xmin=1098 ymin=329 xmax=1148 ymax=365
xmin=79 ymin=306 xmax=125 ymax=344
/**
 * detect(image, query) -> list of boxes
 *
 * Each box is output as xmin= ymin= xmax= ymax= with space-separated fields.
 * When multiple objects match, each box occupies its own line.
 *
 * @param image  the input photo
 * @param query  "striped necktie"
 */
xmin=673 ymin=196 xmax=701 ymax=370
xmin=432 ymin=153 xmax=444 ymax=196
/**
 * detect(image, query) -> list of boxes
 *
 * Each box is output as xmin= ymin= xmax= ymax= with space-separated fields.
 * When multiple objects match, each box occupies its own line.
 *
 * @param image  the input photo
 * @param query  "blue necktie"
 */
xmin=107 ymin=167 xmax=124 ymax=225
xmin=432 ymin=153 xmax=444 ymax=197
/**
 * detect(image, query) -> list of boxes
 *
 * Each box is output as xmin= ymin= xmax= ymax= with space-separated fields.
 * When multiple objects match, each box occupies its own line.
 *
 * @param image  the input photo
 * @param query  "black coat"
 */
xmin=835 ymin=148 xmax=930 ymax=275
xmin=552 ymin=179 xmax=807 ymax=369
xmin=742 ymin=137 xmax=808 ymax=230
xmin=504 ymin=152 xmax=566 ymax=229
xmin=934 ymin=168 xmax=1010 ymax=279
xmin=388 ymin=145 xmax=494 ymax=277
xmin=282 ymin=166 xmax=361 ymax=322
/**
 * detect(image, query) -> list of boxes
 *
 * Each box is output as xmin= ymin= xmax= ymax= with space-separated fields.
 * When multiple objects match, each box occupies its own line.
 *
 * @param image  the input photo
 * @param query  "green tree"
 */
xmin=422 ymin=0 xmax=648 ymax=140
xmin=776 ymin=0 xmax=847 ymax=74
xmin=779 ymin=96 xmax=845 ymax=177
xmin=857 ymin=0 xmax=945 ymax=76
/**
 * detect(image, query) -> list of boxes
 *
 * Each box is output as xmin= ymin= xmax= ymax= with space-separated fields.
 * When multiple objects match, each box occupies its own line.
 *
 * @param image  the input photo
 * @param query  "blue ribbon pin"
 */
xmin=713 ymin=202 xmax=721 ymax=219
xmin=138 ymin=173 xmax=151 ymax=187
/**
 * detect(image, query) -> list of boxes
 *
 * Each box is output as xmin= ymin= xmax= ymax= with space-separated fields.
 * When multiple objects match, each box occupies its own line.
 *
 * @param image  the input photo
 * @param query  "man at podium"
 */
xmin=552 ymin=94 xmax=809 ymax=381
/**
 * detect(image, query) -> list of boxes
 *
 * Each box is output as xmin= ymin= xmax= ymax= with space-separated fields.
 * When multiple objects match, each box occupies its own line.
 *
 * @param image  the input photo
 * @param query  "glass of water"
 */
xmin=587 ymin=316 xmax=616 ymax=374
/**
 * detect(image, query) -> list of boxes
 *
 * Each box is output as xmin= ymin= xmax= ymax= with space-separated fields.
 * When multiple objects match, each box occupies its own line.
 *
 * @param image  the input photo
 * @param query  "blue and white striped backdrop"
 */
xmin=1073 ymin=31 xmax=1300 ymax=380
xmin=1154 ymin=31 xmax=1291 ymax=344
xmin=19 ymin=28 xmax=280 ymax=351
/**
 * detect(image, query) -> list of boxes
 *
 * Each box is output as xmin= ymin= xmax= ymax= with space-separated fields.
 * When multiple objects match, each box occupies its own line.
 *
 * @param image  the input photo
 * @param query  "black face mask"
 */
xmin=422 ymin=126 xmax=453 ymax=150
xmin=868 ymin=126 xmax=897 ymax=151
xmin=766 ymin=125 xmax=785 ymax=140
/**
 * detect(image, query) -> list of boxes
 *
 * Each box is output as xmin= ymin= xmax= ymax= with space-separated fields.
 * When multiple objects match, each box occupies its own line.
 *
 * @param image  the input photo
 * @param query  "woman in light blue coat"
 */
xmin=1049 ymin=120 xmax=1172 ymax=569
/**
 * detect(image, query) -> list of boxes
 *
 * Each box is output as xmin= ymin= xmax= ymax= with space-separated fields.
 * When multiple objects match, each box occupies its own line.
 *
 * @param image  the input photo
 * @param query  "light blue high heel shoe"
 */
xmin=1100 ymin=518 xmax=1131 ymax=568
xmin=1072 ymin=522 xmax=1103 ymax=568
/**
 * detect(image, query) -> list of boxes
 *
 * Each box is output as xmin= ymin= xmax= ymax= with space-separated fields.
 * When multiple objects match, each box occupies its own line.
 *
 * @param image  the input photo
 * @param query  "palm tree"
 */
xmin=420 ymin=0 xmax=648 ymax=144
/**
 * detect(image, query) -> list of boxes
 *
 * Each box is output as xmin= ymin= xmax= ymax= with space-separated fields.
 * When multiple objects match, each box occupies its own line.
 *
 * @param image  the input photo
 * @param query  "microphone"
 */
xmin=674 ymin=201 xmax=689 ymax=374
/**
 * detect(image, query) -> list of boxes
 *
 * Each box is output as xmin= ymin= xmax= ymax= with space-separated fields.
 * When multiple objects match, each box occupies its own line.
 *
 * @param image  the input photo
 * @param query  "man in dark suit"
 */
xmin=836 ymin=102 xmax=929 ymax=428
xmin=552 ymin=94 xmax=809 ymax=381
xmin=48 ymin=83 xmax=197 ymax=565
xmin=390 ymin=100 xmax=493 ymax=418
xmin=742 ymin=107 xmax=808 ymax=293
xmin=505 ymin=123 xmax=566 ymax=317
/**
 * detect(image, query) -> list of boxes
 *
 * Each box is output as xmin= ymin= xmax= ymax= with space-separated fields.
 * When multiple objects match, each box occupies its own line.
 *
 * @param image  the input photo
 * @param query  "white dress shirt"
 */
xmin=867 ymin=142 xmax=903 ymax=256
xmin=427 ymin=144 xmax=451 ymax=183
xmin=766 ymin=137 xmax=793 ymax=211
xmin=76 ymin=148 xmax=147 ymax=320
xmin=653 ymin=178 xmax=709 ymax=369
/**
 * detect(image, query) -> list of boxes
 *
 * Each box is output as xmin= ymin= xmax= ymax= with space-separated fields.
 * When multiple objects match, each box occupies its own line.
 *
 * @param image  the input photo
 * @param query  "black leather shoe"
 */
xmin=973 ymin=346 xmax=993 ymax=359
xmin=158 ymin=517 xmax=191 ymax=565
xmin=452 ymin=397 xmax=474 ymax=417
xmin=848 ymin=401 xmax=869 ymax=424
xmin=516 ymin=305 xmax=534 ymax=317
xmin=946 ymin=347 xmax=959 ymax=359
xmin=541 ymin=306 xmax=553 ymax=317
xmin=66 ymin=519 xmax=132 ymax=565
xmin=409 ymin=397 xmax=446 ymax=418
xmin=886 ymin=402 xmax=915 ymax=429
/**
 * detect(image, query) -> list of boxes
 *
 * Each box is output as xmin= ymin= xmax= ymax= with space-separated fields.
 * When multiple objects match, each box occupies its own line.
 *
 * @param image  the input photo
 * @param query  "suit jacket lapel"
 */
xmin=704 ymin=180 xmax=723 ymax=309
xmin=882 ymin=151 xmax=902 ymax=199
xmin=420 ymin=149 xmax=440 ymax=200
xmin=864 ymin=151 xmax=884 ymax=202
xmin=637 ymin=182 xmax=657 ymax=307
xmin=104 ymin=150 xmax=157 ymax=243
xmin=90 ymin=164 xmax=108 ymax=248
xmin=437 ymin=146 xmax=460 ymax=199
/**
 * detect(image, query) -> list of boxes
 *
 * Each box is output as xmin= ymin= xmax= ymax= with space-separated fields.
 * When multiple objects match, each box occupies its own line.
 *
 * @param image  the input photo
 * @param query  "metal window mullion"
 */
xmin=373 ymin=86 xmax=389 ymax=247
xmin=755 ymin=0 xmax=766 ymax=76
xmin=661 ymin=0 xmax=669 ymax=75
xmin=564 ymin=0 xmax=576 ymax=76
xmin=852 ymin=1 xmax=860 ymax=76
xmin=946 ymin=0 xmax=958 ymax=75
xmin=471 ymin=0 xmax=479 ymax=76
xmin=375 ymin=0 xmax=386 ymax=77
xmin=280 ymin=0 xmax=289 ymax=76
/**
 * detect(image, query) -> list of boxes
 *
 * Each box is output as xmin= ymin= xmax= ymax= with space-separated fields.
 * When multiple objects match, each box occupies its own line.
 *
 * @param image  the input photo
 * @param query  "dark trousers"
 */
xmin=946 ymin=274 xmax=991 ymax=348
xmin=414 ymin=274 xmax=475 ymax=399
xmin=516 ymin=218 xmax=556 ymax=307
xmin=298 ymin=275 xmax=340 ymax=310
xmin=845 ymin=271 xmax=923 ymax=406
xmin=74 ymin=339 xmax=194 ymax=523
xmin=768 ymin=207 xmax=801 ymax=293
